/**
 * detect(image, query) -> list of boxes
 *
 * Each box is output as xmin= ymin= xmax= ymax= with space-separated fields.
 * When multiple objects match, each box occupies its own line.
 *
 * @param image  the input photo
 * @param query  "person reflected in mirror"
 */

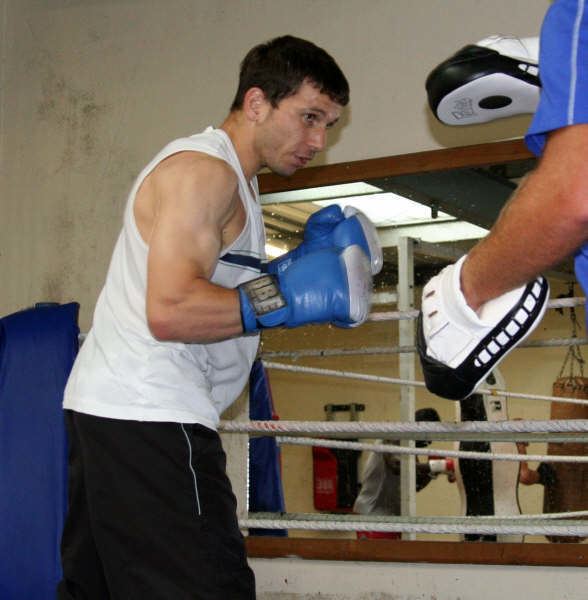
xmin=516 ymin=441 xmax=557 ymax=487
xmin=354 ymin=408 xmax=456 ymax=539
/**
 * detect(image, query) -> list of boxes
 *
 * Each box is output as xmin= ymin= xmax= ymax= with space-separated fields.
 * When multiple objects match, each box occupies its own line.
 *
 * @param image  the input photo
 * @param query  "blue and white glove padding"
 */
xmin=267 ymin=205 xmax=383 ymax=276
xmin=416 ymin=256 xmax=549 ymax=400
xmin=240 ymin=245 xmax=372 ymax=332
xmin=267 ymin=204 xmax=344 ymax=275
xmin=334 ymin=206 xmax=383 ymax=275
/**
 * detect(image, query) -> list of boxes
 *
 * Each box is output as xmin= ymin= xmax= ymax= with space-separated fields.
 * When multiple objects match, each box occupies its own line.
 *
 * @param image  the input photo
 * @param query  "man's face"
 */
xmin=256 ymin=80 xmax=344 ymax=177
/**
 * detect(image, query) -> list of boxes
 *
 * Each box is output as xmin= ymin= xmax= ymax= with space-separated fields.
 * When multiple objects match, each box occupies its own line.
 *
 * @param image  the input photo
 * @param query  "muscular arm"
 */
xmin=461 ymin=124 xmax=588 ymax=311
xmin=144 ymin=152 xmax=245 ymax=343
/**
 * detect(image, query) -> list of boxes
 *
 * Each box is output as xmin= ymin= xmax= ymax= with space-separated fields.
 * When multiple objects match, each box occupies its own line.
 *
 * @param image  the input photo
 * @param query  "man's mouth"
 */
xmin=295 ymin=155 xmax=312 ymax=167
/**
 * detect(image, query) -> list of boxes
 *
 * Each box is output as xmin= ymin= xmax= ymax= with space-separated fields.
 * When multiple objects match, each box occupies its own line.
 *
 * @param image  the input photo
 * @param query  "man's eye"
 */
xmin=303 ymin=113 xmax=317 ymax=125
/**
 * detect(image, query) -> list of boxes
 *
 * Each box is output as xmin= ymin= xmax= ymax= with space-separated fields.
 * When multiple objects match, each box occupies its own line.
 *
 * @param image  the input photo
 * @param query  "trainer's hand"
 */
xmin=417 ymin=256 xmax=549 ymax=400
xmin=267 ymin=205 xmax=382 ymax=276
xmin=239 ymin=245 xmax=372 ymax=332
xmin=428 ymin=457 xmax=456 ymax=482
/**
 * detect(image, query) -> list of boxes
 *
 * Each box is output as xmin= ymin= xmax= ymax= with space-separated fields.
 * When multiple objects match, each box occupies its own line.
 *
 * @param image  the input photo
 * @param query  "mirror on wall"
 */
xmin=245 ymin=139 xmax=588 ymax=567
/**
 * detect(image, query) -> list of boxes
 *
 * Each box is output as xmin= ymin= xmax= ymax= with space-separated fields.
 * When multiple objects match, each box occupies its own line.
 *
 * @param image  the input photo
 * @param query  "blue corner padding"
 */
xmin=248 ymin=359 xmax=287 ymax=536
xmin=0 ymin=303 xmax=79 ymax=599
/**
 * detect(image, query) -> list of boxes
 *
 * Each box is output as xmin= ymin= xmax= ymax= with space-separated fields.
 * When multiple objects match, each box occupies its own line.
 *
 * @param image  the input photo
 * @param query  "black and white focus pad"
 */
xmin=426 ymin=35 xmax=540 ymax=125
xmin=417 ymin=256 xmax=549 ymax=400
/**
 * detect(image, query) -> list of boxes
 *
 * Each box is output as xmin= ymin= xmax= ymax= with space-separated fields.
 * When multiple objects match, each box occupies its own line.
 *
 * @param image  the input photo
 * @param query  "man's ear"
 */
xmin=243 ymin=87 xmax=270 ymax=122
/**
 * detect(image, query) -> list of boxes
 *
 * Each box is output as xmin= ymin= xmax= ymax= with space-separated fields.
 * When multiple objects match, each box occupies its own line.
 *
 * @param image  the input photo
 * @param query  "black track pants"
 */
xmin=57 ymin=411 xmax=255 ymax=599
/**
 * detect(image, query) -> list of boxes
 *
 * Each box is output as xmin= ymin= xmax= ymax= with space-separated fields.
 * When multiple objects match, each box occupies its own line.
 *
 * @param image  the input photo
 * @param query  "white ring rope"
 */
xmin=261 ymin=337 xmax=588 ymax=360
xmin=276 ymin=436 xmax=588 ymax=464
xmin=262 ymin=360 xmax=588 ymax=407
xmin=247 ymin=507 xmax=588 ymax=522
xmin=238 ymin=298 xmax=588 ymax=538
xmin=367 ymin=296 xmax=586 ymax=323
xmin=240 ymin=513 xmax=588 ymax=536
xmin=241 ymin=298 xmax=588 ymax=537
xmin=220 ymin=418 xmax=588 ymax=436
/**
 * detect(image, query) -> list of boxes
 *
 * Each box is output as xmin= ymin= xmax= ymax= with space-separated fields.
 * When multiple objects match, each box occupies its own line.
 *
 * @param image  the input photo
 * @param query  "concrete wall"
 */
xmin=0 ymin=0 xmax=549 ymax=328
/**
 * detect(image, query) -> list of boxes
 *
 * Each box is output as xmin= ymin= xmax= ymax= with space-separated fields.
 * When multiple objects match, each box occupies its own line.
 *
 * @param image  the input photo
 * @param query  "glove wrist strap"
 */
xmin=238 ymin=275 xmax=288 ymax=332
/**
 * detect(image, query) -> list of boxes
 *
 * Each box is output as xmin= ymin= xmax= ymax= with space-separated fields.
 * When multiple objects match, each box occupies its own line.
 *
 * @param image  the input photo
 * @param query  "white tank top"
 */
xmin=64 ymin=127 xmax=265 ymax=429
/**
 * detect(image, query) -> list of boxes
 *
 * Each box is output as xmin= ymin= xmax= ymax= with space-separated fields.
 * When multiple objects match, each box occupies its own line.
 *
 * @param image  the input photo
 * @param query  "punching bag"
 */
xmin=543 ymin=376 xmax=588 ymax=543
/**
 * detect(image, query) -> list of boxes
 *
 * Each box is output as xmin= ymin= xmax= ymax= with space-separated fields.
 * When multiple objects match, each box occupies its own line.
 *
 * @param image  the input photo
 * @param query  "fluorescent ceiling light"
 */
xmin=261 ymin=182 xmax=489 ymax=244
xmin=262 ymin=183 xmax=454 ymax=227
xmin=315 ymin=192 xmax=454 ymax=227
xmin=261 ymin=182 xmax=381 ymax=205
xmin=265 ymin=242 xmax=288 ymax=258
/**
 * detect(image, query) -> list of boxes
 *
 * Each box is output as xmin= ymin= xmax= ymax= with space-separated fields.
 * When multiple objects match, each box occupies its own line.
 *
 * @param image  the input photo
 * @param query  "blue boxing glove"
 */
xmin=239 ymin=245 xmax=372 ymax=332
xmin=268 ymin=204 xmax=345 ymax=275
xmin=267 ymin=205 xmax=383 ymax=276
xmin=333 ymin=206 xmax=383 ymax=275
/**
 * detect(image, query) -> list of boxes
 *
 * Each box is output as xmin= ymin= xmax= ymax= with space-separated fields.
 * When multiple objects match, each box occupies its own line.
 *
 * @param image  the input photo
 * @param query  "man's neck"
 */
xmin=219 ymin=113 xmax=261 ymax=180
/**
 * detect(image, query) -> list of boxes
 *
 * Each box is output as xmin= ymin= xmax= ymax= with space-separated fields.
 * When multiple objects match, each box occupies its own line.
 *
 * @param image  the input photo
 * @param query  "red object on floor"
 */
xmin=356 ymin=531 xmax=401 ymax=540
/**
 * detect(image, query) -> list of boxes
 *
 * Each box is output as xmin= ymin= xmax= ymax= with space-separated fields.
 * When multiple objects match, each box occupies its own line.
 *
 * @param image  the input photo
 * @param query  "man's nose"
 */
xmin=308 ymin=126 xmax=327 ymax=153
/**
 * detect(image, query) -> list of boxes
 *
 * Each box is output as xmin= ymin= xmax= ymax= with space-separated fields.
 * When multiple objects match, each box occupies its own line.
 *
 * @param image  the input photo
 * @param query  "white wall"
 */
xmin=0 ymin=0 xmax=549 ymax=328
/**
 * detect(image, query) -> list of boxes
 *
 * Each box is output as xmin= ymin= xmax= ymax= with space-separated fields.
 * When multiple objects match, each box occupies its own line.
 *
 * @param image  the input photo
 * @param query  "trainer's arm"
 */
xmin=461 ymin=123 xmax=588 ymax=311
xmin=515 ymin=441 xmax=541 ymax=486
xmin=145 ymin=153 xmax=244 ymax=343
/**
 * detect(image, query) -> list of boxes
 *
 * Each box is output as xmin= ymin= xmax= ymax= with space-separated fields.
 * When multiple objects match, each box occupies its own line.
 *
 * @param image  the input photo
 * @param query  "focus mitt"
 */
xmin=417 ymin=256 xmax=549 ymax=400
xmin=426 ymin=35 xmax=540 ymax=126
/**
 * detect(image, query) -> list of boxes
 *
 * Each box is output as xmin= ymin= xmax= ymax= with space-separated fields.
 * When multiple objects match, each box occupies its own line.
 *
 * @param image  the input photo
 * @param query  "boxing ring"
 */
xmin=220 ymin=285 xmax=588 ymax=542
xmin=229 ymin=130 xmax=588 ymax=562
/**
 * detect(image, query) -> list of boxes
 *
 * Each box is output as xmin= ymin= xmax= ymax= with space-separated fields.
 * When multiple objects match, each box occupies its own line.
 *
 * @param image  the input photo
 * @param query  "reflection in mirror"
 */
xmin=259 ymin=151 xmax=576 ymax=289
xmin=245 ymin=140 xmax=588 ymax=565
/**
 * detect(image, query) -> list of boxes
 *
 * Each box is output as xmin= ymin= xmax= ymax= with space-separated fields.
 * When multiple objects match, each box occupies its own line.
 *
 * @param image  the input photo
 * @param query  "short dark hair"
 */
xmin=415 ymin=407 xmax=441 ymax=448
xmin=230 ymin=35 xmax=349 ymax=111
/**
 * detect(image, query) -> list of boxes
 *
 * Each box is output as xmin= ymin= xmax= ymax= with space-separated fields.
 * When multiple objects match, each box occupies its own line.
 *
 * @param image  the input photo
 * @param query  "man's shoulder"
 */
xmin=153 ymin=150 xmax=237 ymax=188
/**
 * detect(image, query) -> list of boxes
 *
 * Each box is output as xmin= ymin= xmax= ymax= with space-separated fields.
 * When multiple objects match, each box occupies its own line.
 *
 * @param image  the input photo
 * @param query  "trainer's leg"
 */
xmin=68 ymin=414 xmax=255 ymax=600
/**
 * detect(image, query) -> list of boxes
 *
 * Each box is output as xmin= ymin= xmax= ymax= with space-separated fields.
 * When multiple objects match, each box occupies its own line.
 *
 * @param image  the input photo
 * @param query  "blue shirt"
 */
xmin=524 ymin=0 xmax=588 ymax=297
xmin=525 ymin=0 xmax=588 ymax=155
